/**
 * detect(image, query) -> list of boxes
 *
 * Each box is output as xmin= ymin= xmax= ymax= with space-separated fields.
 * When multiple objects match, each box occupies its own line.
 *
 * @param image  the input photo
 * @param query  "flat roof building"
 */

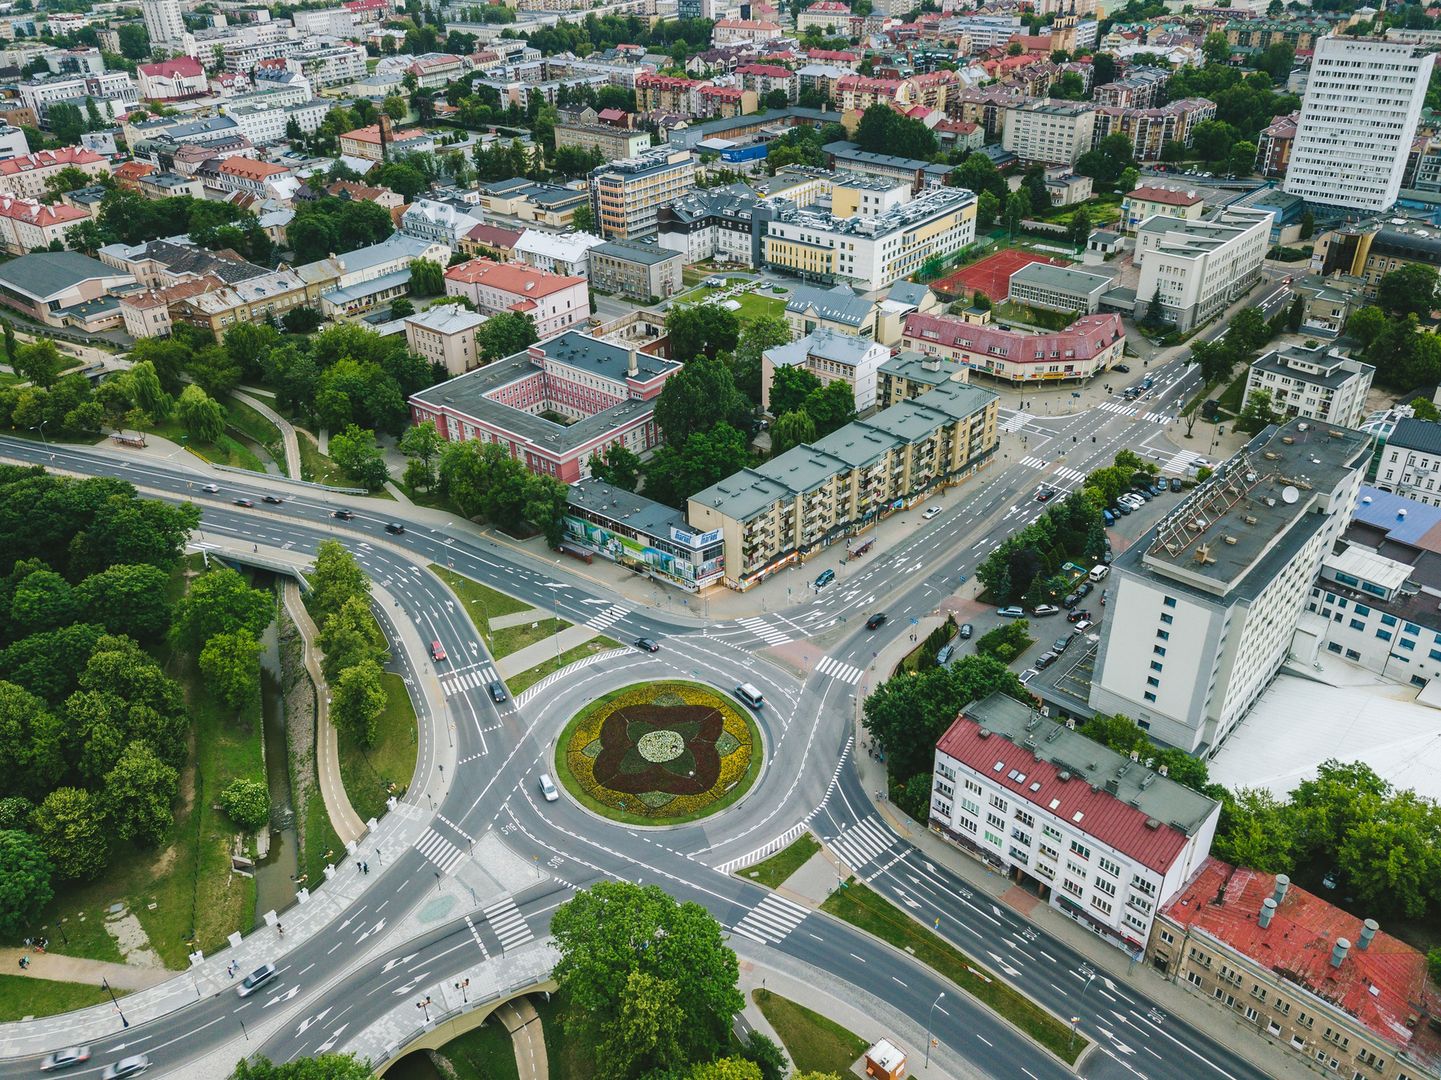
xmin=1242 ymin=342 xmax=1374 ymax=428
xmin=1133 ymin=206 xmax=1271 ymax=332
xmin=589 ymin=148 xmax=697 ymax=240
xmin=564 ymin=477 xmax=726 ymax=592
xmin=1007 ymin=262 xmax=1113 ymax=314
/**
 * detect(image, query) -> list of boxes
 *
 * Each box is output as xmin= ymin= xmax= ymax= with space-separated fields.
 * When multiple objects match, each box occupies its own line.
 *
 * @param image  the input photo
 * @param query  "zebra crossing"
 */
xmin=415 ymin=827 xmax=466 ymax=874
xmin=1095 ymin=401 xmax=1172 ymax=424
xmin=731 ymin=894 xmax=810 ymax=945
xmin=815 ymin=655 xmax=863 ymax=685
xmin=738 ymin=616 xmax=793 ymax=646
xmin=1019 ymin=455 xmax=1048 ymax=469
xmin=1160 ymin=448 xmax=1208 ymax=475
xmin=827 ymin=816 xmax=897 ymax=873
xmin=463 ymin=914 xmax=490 ymax=959
xmin=1052 ymin=466 xmax=1086 ymax=483
xmin=483 ymin=897 xmax=534 ymax=951
xmin=998 ymin=410 xmax=1028 ymax=433
xmin=440 ymin=666 xmax=498 ymax=697
xmin=585 ymin=604 xmax=629 ymax=633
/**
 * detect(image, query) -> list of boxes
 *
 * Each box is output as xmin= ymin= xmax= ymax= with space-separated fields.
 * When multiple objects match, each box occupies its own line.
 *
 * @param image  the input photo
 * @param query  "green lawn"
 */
xmin=489 ymin=616 xmax=571 ymax=659
xmin=337 ymin=671 xmax=419 ymax=823
xmin=226 ymin=399 xmax=290 ymax=477
xmin=673 ymin=284 xmax=784 ymax=323
xmin=1216 ymin=367 xmax=1249 ymax=415
xmin=752 ymin=989 xmax=867 ymax=1075
xmin=297 ymin=430 xmax=347 ymax=486
xmin=140 ymin=415 xmax=267 ymax=474
xmin=0 ymin=974 xmax=128 ymax=1023
xmin=535 ymin=995 xmax=594 ymax=1080
xmin=430 ymin=565 xmax=533 ymax=639
xmin=301 ymin=786 xmax=344 ymax=887
xmin=821 ymin=879 xmax=1085 ymax=1064
xmin=742 ymin=834 xmax=821 ymax=888
xmin=431 ymin=1017 xmax=523 ymax=1080
xmin=507 ymin=636 xmax=621 ymax=696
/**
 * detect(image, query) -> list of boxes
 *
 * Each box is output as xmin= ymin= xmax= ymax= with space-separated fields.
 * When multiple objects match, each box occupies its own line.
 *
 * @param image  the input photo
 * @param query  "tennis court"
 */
xmin=931 ymin=249 xmax=1071 ymax=303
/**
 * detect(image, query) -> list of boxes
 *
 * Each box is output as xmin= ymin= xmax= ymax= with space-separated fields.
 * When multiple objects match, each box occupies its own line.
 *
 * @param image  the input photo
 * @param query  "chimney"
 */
xmin=1272 ymin=874 xmax=1290 ymax=905
xmin=1258 ymin=897 xmax=1276 ymax=929
xmin=627 ymin=347 xmax=639 ymax=378
xmin=1358 ymin=919 xmax=1378 ymax=950
xmin=1330 ymin=937 xmax=1351 ymax=969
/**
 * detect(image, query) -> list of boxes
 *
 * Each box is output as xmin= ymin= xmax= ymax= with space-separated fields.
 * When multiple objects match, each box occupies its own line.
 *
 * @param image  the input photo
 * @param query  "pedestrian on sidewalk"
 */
xmin=276 ymin=923 xmax=284 ymax=938
xmin=362 ymin=862 xmax=369 ymax=875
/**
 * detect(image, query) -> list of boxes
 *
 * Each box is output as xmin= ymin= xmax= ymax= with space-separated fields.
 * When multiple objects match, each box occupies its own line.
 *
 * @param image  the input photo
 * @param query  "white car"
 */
xmin=923 ymin=506 xmax=942 ymax=520
xmin=1119 ymin=493 xmax=1145 ymax=509
xmin=201 ymin=483 xmax=220 ymax=493
xmin=1019 ymin=668 xmax=1039 ymax=685
xmin=539 ymin=773 xmax=559 ymax=802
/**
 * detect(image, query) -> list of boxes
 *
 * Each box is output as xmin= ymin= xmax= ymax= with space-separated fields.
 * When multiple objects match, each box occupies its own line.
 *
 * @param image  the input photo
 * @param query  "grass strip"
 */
xmin=742 ymin=834 xmax=821 ymax=888
xmin=0 ymin=974 xmax=127 ymax=1023
xmin=752 ymin=989 xmax=867 ymax=1075
xmin=429 ymin=564 xmax=532 ymax=638
xmin=490 ymin=616 xmax=571 ymax=659
xmin=820 ymin=879 xmax=1085 ymax=1064
xmin=507 ymin=636 xmax=620 ymax=696
xmin=337 ymin=671 xmax=418 ymax=823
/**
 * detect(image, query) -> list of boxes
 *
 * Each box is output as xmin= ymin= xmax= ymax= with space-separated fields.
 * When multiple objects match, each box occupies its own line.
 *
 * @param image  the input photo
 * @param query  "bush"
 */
xmin=219 ymin=777 xmax=270 ymax=832
xmin=975 ymin=620 xmax=1033 ymax=663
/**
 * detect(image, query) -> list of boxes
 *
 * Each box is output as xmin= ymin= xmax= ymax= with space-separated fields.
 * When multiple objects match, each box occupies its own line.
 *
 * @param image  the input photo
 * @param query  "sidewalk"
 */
xmin=847 ymin=623 xmax=1319 ymax=1080
xmin=494 ymin=623 xmax=602 ymax=679
xmin=0 ymin=950 xmax=171 ymax=992
xmin=496 ymin=997 xmax=548 ymax=1080
xmin=233 ymin=389 xmax=300 ymax=478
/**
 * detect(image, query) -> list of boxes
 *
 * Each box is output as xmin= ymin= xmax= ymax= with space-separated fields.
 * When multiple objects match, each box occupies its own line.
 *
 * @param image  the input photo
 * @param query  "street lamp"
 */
xmin=925 ymin=991 xmax=945 ymax=1068
xmin=417 ymin=995 xmax=432 ymax=1021
xmin=455 ymin=978 xmax=469 ymax=1003
xmin=102 ymin=978 xmax=129 ymax=1028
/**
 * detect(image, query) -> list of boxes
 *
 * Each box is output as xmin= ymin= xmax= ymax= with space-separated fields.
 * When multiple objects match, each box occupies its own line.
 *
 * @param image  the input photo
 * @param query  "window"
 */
xmin=1157 ymin=629 xmax=1170 ymax=641
xmin=1042 ymin=824 xmax=1061 ymax=841
xmin=989 ymin=793 xmax=1007 ymax=810
xmin=1147 ymin=676 xmax=1160 ymax=687
xmin=1099 ymin=856 xmax=1121 ymax=876
xmin=1061 ymin=877 xmax=1084 ymax=898
xmin=1159 ymin=612 xmax=1174 ymax=625
xmin=1094 ymin=877 xmax=1116 ymax=897
xmin=1349 ymin=619 xmax=1365 ymax=631
xmin=1163 ymin=596 xmax=1176 ymax=608
xmin=1014 ymin=809 xmax=1034 ymax=828
xmin=984 ymin=829 xmax=1002 ymax=847
xmin=1346 ymin=649 xmax=1361 ymax=661
xmin=1070 ymin=840 xmax=1091 ymax=860
xmin=1377 ymin=630 xmax=1393 ymax=642
xmin=987 ymin=812 xmax=1006 ymax=830
xmin=1159 ymin=929 xmax=1174 ymax=945
xmin=964 ymin=779 xmax=981 ymax=795
xmin=1187 ymin=971 xmax=1204 ymax=988
xmin=1090 ymin=895 xmax=1113 ymax=916
xmin=1144 ymin=691 xmax=1157 ymax=702
xmin=1151 ymin=658 xmax=1164 ymax=670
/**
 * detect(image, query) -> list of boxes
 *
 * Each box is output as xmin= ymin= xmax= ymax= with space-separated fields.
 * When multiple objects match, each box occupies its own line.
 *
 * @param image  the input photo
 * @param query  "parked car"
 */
xmin=1019 ymin=668 xmax=1039 ymax=685
xmin=958 ymin=623 xmax=973 ymax=639
xmin=1076 ymin=583 xmax=1093 ymax=599
xmin=923 ymin=505 xmax=942 ymax=519
xmin=1130 ymin=487 xmax=1152 ymax=502
xmin=262 ymin=494 xmax=283 ymax=504
xmin=865 ymin=612 xmax=887 ymax=630
xmin=1112 ymin=363 xmax=1131 ymax=374
xmin=937 ymin=644 xmax=954 ymax=665
xmin=384 ymin=522 xmax=406 ymax=535
xmin=997 ymin=606 xmax=1025 ymax=618
xmin=40 ymin=1047 xmax=91 ymax=1072
xmin=100 ymin=1057 xmax=151 ymax=1080
xmin=1053 ymin=636 xmax=1071 ymax=654
xmin=1035 ymin=651 xmax=1058 ymax=670
xmin=1031 ymin=604 xmax=1059 ymax=617
xmin=1115 ymin=501 xmax=1132 ymax=515
xmin=1170 ymin=477 xmax=1183 ymax=492
xmin=1067 ymin=609 xmax=1092 ymax=623
xmin=237 ymin=963 xmax=277 ymax=998
xmin=1074 ymin=619 xmax=1094 ymax=632
xmin=634 ymin=637 xmax=660 ymax=652
xmin=430 ymin=641 xmax=446 ymax=662
xmin=1150 ymin=483 xmax=1166 ymax=496
xmin=1102 ymin=509 xmax=1115 ymax=526
xmin=332 ymin=509 xmax=354 ymax=520
xmin=1062 ymin=592 xmax=1080 ymax=609
xmin=814 ymin=568 xmax=835 ymax=589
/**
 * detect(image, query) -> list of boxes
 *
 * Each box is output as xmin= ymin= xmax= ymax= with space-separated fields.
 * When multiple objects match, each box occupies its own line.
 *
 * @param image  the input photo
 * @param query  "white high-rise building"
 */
xmin=141 ymin=0 xmax=185 ymax=48
xmin=1283 ymin=36 xmax=1434 ymax=213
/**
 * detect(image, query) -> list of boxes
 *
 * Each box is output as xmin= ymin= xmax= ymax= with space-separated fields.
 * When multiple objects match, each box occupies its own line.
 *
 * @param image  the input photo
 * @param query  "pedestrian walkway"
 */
xmin=0 ymin=950 xmax=172 ymax=992
xmin=495 ymin=997 xmax=548 ymax=1080
xmin=494 ymin=623 xmax=603 ymax=679
xmin=233 ymin=389 xmax=299 ymax=478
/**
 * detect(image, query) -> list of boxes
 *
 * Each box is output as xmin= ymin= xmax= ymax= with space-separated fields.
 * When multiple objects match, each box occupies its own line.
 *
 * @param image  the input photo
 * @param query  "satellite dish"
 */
xmin=1282 ymin=486 xmax=1299 ymax=504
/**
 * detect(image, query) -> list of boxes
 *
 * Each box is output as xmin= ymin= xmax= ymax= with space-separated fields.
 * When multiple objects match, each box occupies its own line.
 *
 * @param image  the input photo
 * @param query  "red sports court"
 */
xmin=931 ymin=249 xmax=1070 ymax=303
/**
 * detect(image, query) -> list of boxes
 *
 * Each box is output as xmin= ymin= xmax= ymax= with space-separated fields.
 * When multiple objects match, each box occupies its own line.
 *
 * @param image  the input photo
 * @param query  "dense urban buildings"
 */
xmin=901 ymin=311 xmax=1125 ymax=383
xmin=1133 ymin=207 xmax=1272 ymax=332
xmin=1241 ymin=343 xmax=1375 ymax=428
xmin=589 ymin=149 xmax=698 ymax=240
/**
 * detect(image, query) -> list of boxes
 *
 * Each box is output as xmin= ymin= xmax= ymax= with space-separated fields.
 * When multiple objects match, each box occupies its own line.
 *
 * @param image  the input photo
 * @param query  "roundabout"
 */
xmin=555 ymin=680 xmax=763 ymax=825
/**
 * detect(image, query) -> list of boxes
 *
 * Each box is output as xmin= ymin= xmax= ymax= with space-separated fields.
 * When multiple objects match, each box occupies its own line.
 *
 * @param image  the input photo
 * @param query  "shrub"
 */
xmin=219 ymin=777 xmax=270 ymax=831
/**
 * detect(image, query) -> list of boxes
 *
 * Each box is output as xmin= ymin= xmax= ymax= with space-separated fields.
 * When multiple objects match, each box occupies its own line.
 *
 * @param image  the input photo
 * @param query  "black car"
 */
xmin=1034 ymin=651 xmax=1058 ymax=670
xmin=332 ymin=509 xmax=354 ymax=520
xmin=866 ymin=613 xmax=887 ymax=630
xmin=262 ymin=494 xmax=283 ymax=505
xmin=958 ymin=622 xmax=973 ymax=639
xmin=489 ymin=681 xmax=507 ymax=703
xmin=1067 ymin=609 xmax=1092 ymax=623
xmin=634 ymin=637 xmax=660 ymax=652
xmin=1170 ymin=477 xmax=1183 ymax=492
xmin=1035 ymin=486 xmax=1057 ymax=502
xmin=233 ymin=498 xmax=254 ymax=507
xmin=1053 ymin=636 xmax=1071 ymax=654
xmin=1076 ymin=582 xmax=1093 ymax=599
xmin=1062 ymin=592 xmax=1079 ymax=609
xmin=384 ymin=522 xmax=405 ymax=535
xmin=1112 ymin=363 xmax=1131 ymax=373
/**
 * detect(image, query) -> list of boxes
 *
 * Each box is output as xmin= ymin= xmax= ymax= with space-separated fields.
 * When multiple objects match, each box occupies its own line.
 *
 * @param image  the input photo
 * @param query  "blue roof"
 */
xmin=1354 ymin=485 xmax=1441 ymax=547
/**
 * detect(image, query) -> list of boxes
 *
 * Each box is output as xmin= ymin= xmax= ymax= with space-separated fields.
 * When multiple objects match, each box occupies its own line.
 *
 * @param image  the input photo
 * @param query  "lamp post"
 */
xmin=455 ymin=978 xmax=469 ymax=1003
xmin=925 ymin=991 xmax=945 ymax=1068
xmin=102 ymin=978 xmax=129 ymax=1028
xmin=417 ymin=995 xmax=432 ymax=1022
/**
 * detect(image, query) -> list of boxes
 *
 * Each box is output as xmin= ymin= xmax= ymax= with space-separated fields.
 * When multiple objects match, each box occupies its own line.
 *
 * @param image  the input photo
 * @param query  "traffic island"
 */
xmin=554 ymin=681 xmax=762 ymax=826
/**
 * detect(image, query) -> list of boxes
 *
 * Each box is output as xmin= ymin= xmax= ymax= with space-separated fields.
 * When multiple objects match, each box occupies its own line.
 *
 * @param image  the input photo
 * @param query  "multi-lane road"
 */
xmin=0 ymin=327 xmax=1281 ymax=1080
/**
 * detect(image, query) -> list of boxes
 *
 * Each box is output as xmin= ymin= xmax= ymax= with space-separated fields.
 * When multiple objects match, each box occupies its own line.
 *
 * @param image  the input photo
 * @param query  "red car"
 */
xmin=1035 ymin=487 xmax=1057 ymax=502
xmin=430 ymin=641 xmax=447 ymax=662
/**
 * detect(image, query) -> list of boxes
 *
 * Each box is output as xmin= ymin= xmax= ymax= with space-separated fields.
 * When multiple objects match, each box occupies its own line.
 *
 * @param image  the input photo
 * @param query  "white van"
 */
xmin=735 ymin=683 xmax=764 ymax=708
xmin=1088 ymin=565 xmax=1110 ymax=583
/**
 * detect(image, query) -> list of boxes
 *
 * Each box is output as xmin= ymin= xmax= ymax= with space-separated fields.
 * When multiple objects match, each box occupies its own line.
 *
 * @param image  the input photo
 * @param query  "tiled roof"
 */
xmin=1163 ymin=857 xmax=1441 ymax=1070
xmin=465 ymin=222 xmax=524 ymax=249
xmin=0 ymin=147 xmax=103 ymax=176
xmin=1127 ymin=185 xmax=1203 ymax=207
xmin=903 ymin=311 xmax=1124 ymax=362
xmin=218 ymin=157 xmax=291 ymax=180
xmin=0 ymin=195 xmax=87 ymax=227
xmin=139 ymin=56 xmax=204 ymax=78
xmin=444 ymin=257 xmax=585 ymax=298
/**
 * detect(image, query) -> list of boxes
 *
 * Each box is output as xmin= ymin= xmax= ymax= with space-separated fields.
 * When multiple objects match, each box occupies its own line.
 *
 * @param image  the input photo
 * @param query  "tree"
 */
xmin=128 ymin=359 xmax=171 ymax=421
xmin=1067 ymin=206 xmax=1092 ymax=250
xmin=41 ymin=165 xmax=95 ymax=204
xmin=666 ymin=304 xmax=740 ymax=362
xmin=117 ymin=23 xmax=150 ymax=59
xmin=390 ymin=297 xmax=415 ymax=319
xmin=101 ymin=740 xmax=178 ymax=847
xmin=1377 ymin=264 xmax=1439 ymax=318
xmin=740 ymin=1031 xmax=787 ymax=1080
xmin=332 ymin=660 xmax=386 ymax=748
xmin=588 ymin=443 xmax=642 ymax=490
xmin=1412 ymin=397 xmax=1441 ymax=422
xmin=230 ymin=1056 xmax=375 ymax=1080
xmin=475 ymin=311 xmax=539 ymax=362
xmin=1004 ymin=189 xmax=1030 ymax=236
xmin=1236 ymin=386 xmax=1284 ymax=434
xmin=730 ymin=314 xmax=790 ymax=406
xmin=768 ymin=365 xmax=822 ymax=418
xmin=9 ymin=564 xmax=76 ymax=636
xmin=1212 ymin=787 xmax=1294 ymax=872
xmin=200 ymin=628 xmax=263 ymax=709
xmin=398 ymin=419 xmax=443 ymax=489
xmin=409 ymin=257 xmax=445 ymax=297
xmin=0 ymin=830 xmax=52 ymax=938
xmin=73 ymin=562 xmax=172 ymax=641
xmin=551 ymin=881 xmax=744 ymax=1077
xmin=1117 ymin=166 xmax=1140 ymax=193
xmin=12 ymin=340 xmax=64 ymax=389
xmin=1 ymin=319 xmax=14 ymax=365
xmin=691 ymin=1061 xmax=762 ymax=1080
xmin=769 ymin=409 xmax=816 ymax=457
xmin=1052 ymin=71 xmax=1085 ymax=99
xmin=176 ymin=384 xmax=225 ymax=443
xmin=329 ymin=424 xmax=390 ymax=491
xmin=642 ymin=422 xmax=751 ymax=508
xmin=318 ymin=595 xmax=386 ymax=683
xmin=803 ymin=380 xmax=857 ymax=438
xmin=654 ymin=356 xmax=750 ymax=445
xmin=1203 ymin=30 xmax=1230 ymax=63
xmin=1346 ymin=306 xmax=1388 ymax=349
xmin=571 ymin=202 xmax=595 ymax=234
xmin=976 ymin=189 xmax=1000 ymax=230
xmin=1191 ymin=119 xmax=1237 ymax=165
xmin=1287 ymin=293 xmax=1304 ymax=333
xmin=310 ymin=540 xmax=370 ymax=623
xmin=0 ymin=679 xmax=66 ymax=800
xmin=32 ymin=786 xmax=108 ymax=880
xmin=170 ymin=567 xmax=273 ymax=653
xmin=219 ymin=777 xmax=270 ymax=832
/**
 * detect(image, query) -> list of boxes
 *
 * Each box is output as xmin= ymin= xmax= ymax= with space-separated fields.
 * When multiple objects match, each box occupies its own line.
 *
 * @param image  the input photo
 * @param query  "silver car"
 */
xmin=100 ymin=1056 xmax=151 ymax=1079
xmin=40 ymin=1047 xmax=90 ymax=1072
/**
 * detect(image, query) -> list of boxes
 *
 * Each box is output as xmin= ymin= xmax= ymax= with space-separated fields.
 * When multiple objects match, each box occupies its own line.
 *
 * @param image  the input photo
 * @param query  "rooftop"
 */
xmin=591 ymin=239 xmax=683 ymax=266
xmin=405 ymin=306 xmax=488 ymax=335
xmin=1252 ymin=342 xmax=1373 ymax=390
xmin=1127 ymin=184 xmax=1203 ymax=207
xmin=1162 ymin=856 xmax=1441 ymax=1071
xmin=1008 ymin=261 xmax=1113 ymax=295
xmin=1385 ymin=417 xmax=1441 ymax=455
xmin=444 ymin=257 xmax=586 ymax=298
xmin=568 ymin=476 xmax=689 ymax=541
xmin=784 ymin=282 xmax=874 ymax=326
xmin=0 ymin=251 xmax=126 ymax=300
xmin=937 ymin=693 xmax=1220 ymax=873
xmin=904 ymin=311 xmax=1124 ymax=362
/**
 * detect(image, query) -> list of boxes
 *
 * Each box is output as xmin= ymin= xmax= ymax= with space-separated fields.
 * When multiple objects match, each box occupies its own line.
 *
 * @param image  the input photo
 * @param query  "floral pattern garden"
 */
xmin=556 ymin=681 xmax=761 ymax=824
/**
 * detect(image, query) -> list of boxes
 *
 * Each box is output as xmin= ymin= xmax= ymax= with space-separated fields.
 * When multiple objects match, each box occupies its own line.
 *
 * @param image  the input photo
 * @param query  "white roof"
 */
xmin=1209 ymin=668 xmax=1441 ymax=802
xmin=867 ymin=1039 xmax=906 ymax=1072
xmin=1326 ymin=546 xmax=1413 ymax=595
xmin=514 ymin=228 xmax=605 ymax=263
xmin=404 ymin=305 xmax=487 ymax=334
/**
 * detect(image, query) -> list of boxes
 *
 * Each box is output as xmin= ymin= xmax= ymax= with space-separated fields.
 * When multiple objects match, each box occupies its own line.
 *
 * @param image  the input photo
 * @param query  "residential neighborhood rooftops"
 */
xmin=444 ymin=257 xmax=586 ymax=298
xmin=1127 ymin=184 xmax=1204 ymax=207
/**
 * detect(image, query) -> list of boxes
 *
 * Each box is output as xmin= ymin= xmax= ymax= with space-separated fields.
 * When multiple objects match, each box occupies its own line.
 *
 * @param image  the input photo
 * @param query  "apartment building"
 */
xmin=762 ymin=328 xmax=890 ymax=414
xmin=1149 ymin=858 xmax=1441 ymax=1080
xmin=137 ymin=57 xmax=208 ymax=101
xmin=1255 ymin=113 xmax=1298 ymax=179
xmin=1374 ymin=419 xmax=1441 ymax=507
xmin=227 ymin=98 xmax=329 ymax=145
xmin=213 ymin=157 xmax=294 ymax=199
xmin=286 ymin=43 xmax=368 ymax=89
xmin=712 ymin=18 xmax=783 ymax=44
xmin=174 ymin=268 xmax=311 ymax=339
xmin=443 ymin=257 xmax=589 ymax=339
xmin=19 ymin=72 xmax=137 ymax=125
xmin=636 ymin=74 xmax=703 ymax=115
xmin=687 ymin=378 xmax=998 ymax=587
xmin=406 ymin=52 xmax=471 ymax=89
xmin=0 ymin=147 xmax=108 ymax=199
xmin=1311 ymin=226 xmax=1441 ymax=300
xmin=0 ymin=195 xmax=88 ymax=254
xmin=513 ymin=229 xmax=605 ymax=278
xmin=140 ymin=0 xmax=184 ymax=48
xmin=1225 ymin=16 xmax=1331 ymax=51
xmin=823 ymin=141 xmax=954 ymax=194
xmin=292 ymin=7 xmax=357 ymax=36
xmin=1092 ymin=67 xmax=1170 ymax=109
xmin=1093 ymin=98 xmax=1216 ymax=162
xmin=737 ymin=63 xmax=798 ymax=103
xmin=404 ymin=306 xmax=489 ymax=377
xmin=554 ymin=121 xmax=651 ymax=161
xmin=931 ymin=694 xmax=1220 ymax=954
xmin=1088 ymin=419 xmax=1371 ymax=755
xmin=589 ymin=149 xmax=697 ymax=240
xmin=1242 ymin=342 xmax=1374 ymax=428
xmin=798 ymin=0 xmax=853 ymax=33
xmin=338 ymin=123 xmax=434 ymax=162
xmin=875 ymin=350 xmax=968 ymax=409
xmin=409 ymin=331 xmax=679 ymax=482
xmin=902 ymin=311 xmax=1125 ymax=383
xmin=1284 ymin=37 xmax=1434 ymax=213
xmin=656 ymin=185 xmax=761 ymax=265
xmin=1133 ymin=206 xmax=1272 ymax=332
xmin=784 ymin=282 xmax=878 ymax=340
xmin=760 ymin=186 xmax=977 ymax=292
xmin=1120 ymin=185 xmax=1205 ymax=234
xmin=588 ymin=239 xmax=685 ymax=301
xmin=1002 ymin=100 xmax=1098 ymax=166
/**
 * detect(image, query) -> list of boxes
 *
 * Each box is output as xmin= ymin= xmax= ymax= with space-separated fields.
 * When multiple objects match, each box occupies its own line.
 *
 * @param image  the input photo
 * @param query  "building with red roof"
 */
xmin=0 ymin=147 xmax=108 ymax=200
xmin=137 ymin=55 xmax=207 ymax=100
xmin=902 ymin=310 xmax=1126 ymax=383
xmin=1121 ymin=183 xmax=1206 ymax=233
xmin=930 ymin=693 xmax=1220 ymax=952
xmin=1151 ymin=858 xmax=1441 ymax=1080
xmin=443 ymin=257 xmax=589 ymax=338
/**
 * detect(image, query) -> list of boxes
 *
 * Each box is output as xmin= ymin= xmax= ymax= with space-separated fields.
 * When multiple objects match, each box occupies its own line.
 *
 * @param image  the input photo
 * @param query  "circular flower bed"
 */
xmin=555 ymin=681 xmax=762 ymax=825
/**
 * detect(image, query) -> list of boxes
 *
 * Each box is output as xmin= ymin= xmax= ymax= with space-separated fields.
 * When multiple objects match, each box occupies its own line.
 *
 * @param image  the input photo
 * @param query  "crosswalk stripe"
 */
xmin=816 ymin=655 xmax=863 ymax=685
xmin=585 ymin=605 xmax=628 ymax=632
xmin=827 ymin=816 xmax=896 ymax=871
xmin=415 ymin=828 xmax=465 ymax=874
xmin=738 ymin=616 xmax=791 ymax=646
xmin=1019 ymin=455 xmax=1046 ymax=469
xmin=733 ymin=894 xmax=809 ymax=944
xmin=483 ymin=897 xmax=534 ymax=949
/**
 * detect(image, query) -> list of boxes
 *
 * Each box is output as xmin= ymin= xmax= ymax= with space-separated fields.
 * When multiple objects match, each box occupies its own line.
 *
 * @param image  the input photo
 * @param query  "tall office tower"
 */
xmin=141 ymin=0 xmax=186 ymax=49
xmin=1283 ymin=36 xmax=1434 ymax=213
